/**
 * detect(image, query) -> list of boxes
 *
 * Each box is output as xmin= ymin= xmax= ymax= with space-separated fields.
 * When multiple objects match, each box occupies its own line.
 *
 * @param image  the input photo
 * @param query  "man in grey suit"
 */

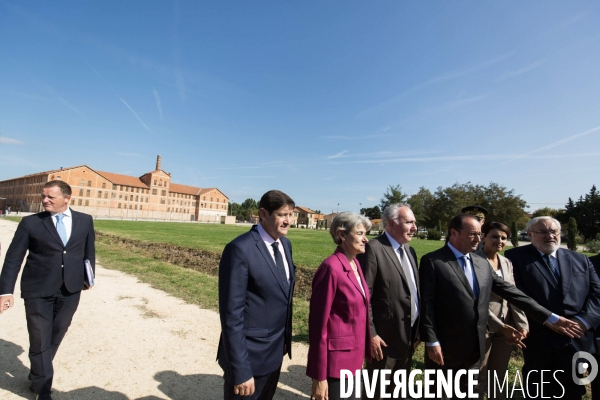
xmin=420 ymin=214 xmax=581 ymax=398
xmin=358 ymin=203 xmax=420 ymax=399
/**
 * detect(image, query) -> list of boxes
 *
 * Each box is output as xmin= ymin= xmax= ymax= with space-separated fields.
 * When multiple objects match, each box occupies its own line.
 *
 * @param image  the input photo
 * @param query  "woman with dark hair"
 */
xmin=477 ymin=221 xmax=529 ymax=400
xmin=306 ymin=212 xmax=372 ymax=400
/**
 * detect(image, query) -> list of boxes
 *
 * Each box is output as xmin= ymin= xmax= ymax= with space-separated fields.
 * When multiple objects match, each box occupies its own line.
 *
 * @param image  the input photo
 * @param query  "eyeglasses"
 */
xmin=529 ymin=230 xmax=561 ymax=237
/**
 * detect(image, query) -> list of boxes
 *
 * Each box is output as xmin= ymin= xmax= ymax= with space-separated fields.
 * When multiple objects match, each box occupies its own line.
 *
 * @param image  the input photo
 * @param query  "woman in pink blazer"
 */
xmin=307 ymin=212 xmax=372 ymax=400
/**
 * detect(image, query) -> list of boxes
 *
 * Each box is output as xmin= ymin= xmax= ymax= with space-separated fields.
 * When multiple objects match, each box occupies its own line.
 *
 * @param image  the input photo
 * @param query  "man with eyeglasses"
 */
xmin=420 ymin=214 xmax=582 ymax=398
xmin=505 ymin=216 xmax=600 ymax=399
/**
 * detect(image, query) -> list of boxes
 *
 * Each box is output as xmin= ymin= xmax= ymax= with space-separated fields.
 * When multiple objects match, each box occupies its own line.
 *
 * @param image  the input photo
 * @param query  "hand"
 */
xmin=426 ymin=345 xmax=444 ymax=366
xmin=519 ymin=328 xmax=529 ymax=339
xmin=413 ymin=332 xmax=421 ymax=350
xmin=544 ymin=316 xmax=584 ymax=339
xmin=312 ymin=379 xmax=328 ymax=400
xmin=371 ymin=335 xmax=387 ymax=361
xmin=234 ymin=377 xmax=255 ymax=397
xmin=498 ymin=325 xmax=526 ymax=349
xmin=0 ymin=295 xmax=14 ymax=314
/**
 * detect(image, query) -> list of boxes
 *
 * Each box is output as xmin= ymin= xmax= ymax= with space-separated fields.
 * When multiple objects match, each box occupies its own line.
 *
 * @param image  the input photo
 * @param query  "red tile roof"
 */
xmin=170 ymin=183 xmax=201 ymax=195
xmin=94 ymin=170 xmax=149 ymax=189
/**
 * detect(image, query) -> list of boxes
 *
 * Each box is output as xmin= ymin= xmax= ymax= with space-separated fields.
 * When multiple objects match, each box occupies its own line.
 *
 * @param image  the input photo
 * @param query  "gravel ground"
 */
xmin=0 ymin=218 xmax=311 ymax=400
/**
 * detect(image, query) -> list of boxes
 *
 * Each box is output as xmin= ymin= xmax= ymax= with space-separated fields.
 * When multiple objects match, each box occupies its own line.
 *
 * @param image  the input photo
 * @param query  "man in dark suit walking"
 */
xmin=358 ymin=203 xmax=420 ymax=399
xmin=420 ymin=214 xmax=581 ymax=398
xmin=217 ymin=190 xmax=296 ymax=399
xmin=505 ymin=216 xmax=600 ymax=399
xmin=0 ymin=180 xmax=95 ymax=400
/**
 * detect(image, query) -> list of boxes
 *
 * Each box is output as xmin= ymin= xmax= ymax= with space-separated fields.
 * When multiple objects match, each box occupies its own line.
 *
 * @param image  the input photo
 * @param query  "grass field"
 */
xmin=93 ymin=220 xmax=448 ymax=268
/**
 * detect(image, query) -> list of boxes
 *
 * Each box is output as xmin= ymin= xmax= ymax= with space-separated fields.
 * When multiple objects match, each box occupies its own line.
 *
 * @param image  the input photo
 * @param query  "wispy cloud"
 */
xmin=358 ymin=53 xmax=513 ymax=118
xmin=366 ymin=196 xmax=378 ymax=202
xmin=491 ymin=125 xmax=600 ymax=167
xmin=321 ymin=133 xmax=393 ymax=140
xmin=153 ymin=89 xmax=163 ymax=122
xmin=327 ymin=150 xmax=348 ymax=159
xmin=559 ymin=12 xmax=588 ymax=28
xmin=0 ymin=136 xmax=23 ymax=145
xmin=494 ymin=60 xmax=545 ymax=82
xmin=119 ymin=97 xmax=154 ymax=133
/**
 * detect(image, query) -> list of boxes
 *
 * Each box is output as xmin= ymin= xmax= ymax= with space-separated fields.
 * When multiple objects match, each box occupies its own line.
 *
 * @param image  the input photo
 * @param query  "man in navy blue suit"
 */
xmin=0 ymin=180 xmax=95 ymax=400
xmin=217 ymin=190 xmax=296 ymax=399
xmin=506 ymin=216 xmax=600 ymax=400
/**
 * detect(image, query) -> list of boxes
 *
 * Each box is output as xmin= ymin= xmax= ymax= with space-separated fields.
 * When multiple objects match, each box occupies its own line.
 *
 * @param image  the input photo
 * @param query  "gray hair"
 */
xmin=526 ymin=216 xmax=561 ymax=231
xmin=330 ymin=212 xmax=372 ymax=245
xmin=381 ymin=203 xmax=411 ymax=230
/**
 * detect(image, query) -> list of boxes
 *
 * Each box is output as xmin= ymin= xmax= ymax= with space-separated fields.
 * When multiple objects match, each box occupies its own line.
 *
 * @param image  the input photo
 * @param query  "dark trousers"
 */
xmin=362 ymin=353 xmax=412 ymax=399
xmin=327 ymin=375 xmax=360 ymax=400
xmin=522 ymin=346 xmax=585 ymax=400
xmin=224 ymin=367 xmax=281 ymax=400
xmin=24 ymin=286 xmax=81 ymax=396
xmin=424 ymin=349 xmax=482 ymax=400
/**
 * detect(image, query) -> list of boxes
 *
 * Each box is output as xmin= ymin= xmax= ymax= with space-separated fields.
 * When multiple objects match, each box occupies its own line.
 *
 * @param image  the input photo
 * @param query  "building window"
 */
xmin=146 ymin=197 xmax=148 ymax=202
xmin=85 ymin=200 xmax=89 ymax=206
xmin=129 ymin=205 xmax=132 ymax=209
xmin=160 ymin=199 xmax=165 ymax=204
xmin=152 ymin=189 xmax=157 ymax=195
xmin=119 ymin=194 xmax=122 ymax=199
xmin=135 ymin=205 xmax=138 ymax=210
xmin=135 ymin=196 xmax=139 ymax=201
xmin=154 ymin=180 xmax=157 ymax=185
xmin=161 ymin=190 xmax=166 ymax=196
xmin=111 ymin=193 xmax=115 ymax=199
xmin=104 ymin=192 xmax=108 ymax=199
xmin=140 ymin=205 xmax=143 ymax=210
xmin=98 ymin=191 xmax=102 ymax=198
xmin=80 ymin=179 xmax=85 ymax=186
xmin=86 ymin=190 xmax=90 ymax=197
xmin=118 ymin=203 xmax=121 ymax=208
xmin=120 ymin=186 xmax=123 ymax=191
xmin=79 ymin=189 xmax=83 ymax=196
xmin=130 ymin=195 xmax=133 ymax=201
xmin=210 ymin=204 xmax=212 ymax=209
xmin=87 ymin=180 xmax=92 ymax=187
xmin=113 ymin=184 xmax=117 ymax=190
xmin=102 ymin=182 xmax=106 ymax=189
xmin=78 ymin=199 xmax=82 ymax=205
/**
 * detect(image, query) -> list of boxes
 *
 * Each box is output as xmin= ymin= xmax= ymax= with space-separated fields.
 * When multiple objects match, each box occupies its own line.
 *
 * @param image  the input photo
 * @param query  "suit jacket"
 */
xmin=0 ymin=209 xmax=96 ymax=298
xmin=505 ymin=245 xmax=600 ymax=353
xmin=419 ymin=245 xmax=551 ymax=367
xmin=474 ymin=249 xmax=528 ymax=333
xmin=217 ymin=225 xmax=295 ymax=385
xmin=306 ymin=248 xmax=371 ymax=380
xmin=590 ymin=254 xmax=600 ymax=270
xmin=357 ymin=233 xmax=420 ymax=360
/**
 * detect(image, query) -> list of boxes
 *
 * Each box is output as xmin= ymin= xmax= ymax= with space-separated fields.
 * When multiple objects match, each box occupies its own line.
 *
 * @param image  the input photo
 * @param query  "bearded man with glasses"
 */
xmin=505 ymin=216 xmax=600 ymax=400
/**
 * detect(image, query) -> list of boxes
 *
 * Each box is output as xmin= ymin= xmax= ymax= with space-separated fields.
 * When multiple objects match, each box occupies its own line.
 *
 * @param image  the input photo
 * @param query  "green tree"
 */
xmin=532 ymin=207 xmax=560 ymax=218
xmin=564 ymin=185 xmax=600 ymax=240
xmin=407 ymin=187 xmax=434 ymax=229
xmin=360 ymin=206 xmax=382 ymax=220
xmin=239 ymin=198 xmax=258 ymax=221
xmin=567 ymin=217 xmax=578 ymax=251
xmin=510 ymin=221 xmax=519 ymax=248
xmin=380 ymin=185 xmax=407 ymax=213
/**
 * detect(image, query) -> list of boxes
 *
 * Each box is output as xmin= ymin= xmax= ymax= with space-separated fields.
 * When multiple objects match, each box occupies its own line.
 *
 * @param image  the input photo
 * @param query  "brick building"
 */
xmin=0 ymin=156 xmax=229 ymax=222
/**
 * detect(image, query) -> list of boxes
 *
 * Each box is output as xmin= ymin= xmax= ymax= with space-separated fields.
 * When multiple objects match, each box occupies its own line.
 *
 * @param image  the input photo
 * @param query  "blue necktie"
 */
xmin=55 ymin=214 xmax=67 ymax=246
xmin=460 ymin=255 xmax=479 ymax=298
xmin=271 ymin=242 xmax=289 ymax=289
xmin=543 ymin=254 xmax=561 ymax=282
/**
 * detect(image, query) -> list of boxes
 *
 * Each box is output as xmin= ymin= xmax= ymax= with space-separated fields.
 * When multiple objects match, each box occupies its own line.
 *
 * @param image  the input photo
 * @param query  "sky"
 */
xmin=1 ymin=1 xmax=600 ymax=214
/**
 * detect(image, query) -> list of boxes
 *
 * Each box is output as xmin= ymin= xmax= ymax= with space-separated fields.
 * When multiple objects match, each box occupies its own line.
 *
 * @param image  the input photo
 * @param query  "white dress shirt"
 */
xmin=257 ymin=223 xmax=290 ymax=282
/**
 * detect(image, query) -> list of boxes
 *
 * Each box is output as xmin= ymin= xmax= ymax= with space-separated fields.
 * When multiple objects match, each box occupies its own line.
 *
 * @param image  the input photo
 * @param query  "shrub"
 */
xmin=567 ymin=217 xmax=578 ymax=251
xmin=417 ymin=232 xmax=428 ymax=240
xmin=584 ymin=240 xmax=600 ymax=253
xmin=290 ymin=224 xmax=296 ymax=228
xmin=427 ymin=229 xmax=442 ymax=241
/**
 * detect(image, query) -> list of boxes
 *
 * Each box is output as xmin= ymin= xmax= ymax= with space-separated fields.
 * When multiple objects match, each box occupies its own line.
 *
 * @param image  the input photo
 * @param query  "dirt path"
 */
xmin=0 ymin=219 xmax=311 ymax=399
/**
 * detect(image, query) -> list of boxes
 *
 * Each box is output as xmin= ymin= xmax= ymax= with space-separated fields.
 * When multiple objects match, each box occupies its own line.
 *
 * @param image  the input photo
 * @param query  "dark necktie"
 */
xmin=271 ymin=242 xmax=289 ymax=289
xmin=543 ymin=254 xmax=561 ymax=282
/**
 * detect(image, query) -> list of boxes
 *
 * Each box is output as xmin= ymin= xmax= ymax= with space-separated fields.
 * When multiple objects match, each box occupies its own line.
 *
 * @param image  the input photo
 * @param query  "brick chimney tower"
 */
xmin=156 ymin=155 xmax=162 ymax=170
